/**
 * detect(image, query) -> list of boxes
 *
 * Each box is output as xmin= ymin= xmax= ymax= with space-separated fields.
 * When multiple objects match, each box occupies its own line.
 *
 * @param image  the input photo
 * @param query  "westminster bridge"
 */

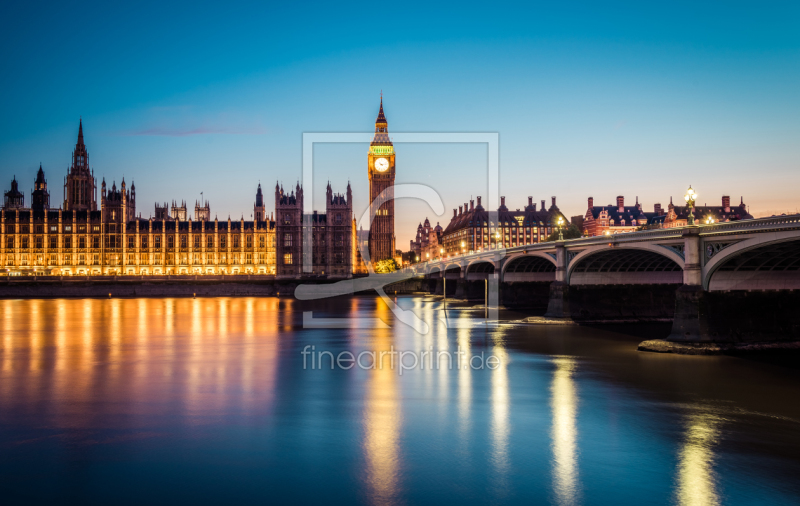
xmin=409 ymin=214 xmax=800 ymax=344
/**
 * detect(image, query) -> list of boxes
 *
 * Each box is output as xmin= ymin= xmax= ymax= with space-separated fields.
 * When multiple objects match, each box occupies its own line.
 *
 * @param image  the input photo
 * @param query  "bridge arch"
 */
xmin=427 ymin=264 xmax=442 ymax=277
xmin=704 ymin=234 xmax=800 ymax=290
xmin=567 ymin=244 xmax=684 ymax=285
xmin=501 ymin=253 xmax=557 ymax=282
xmin=465 ymin=260 xmax=496 ymax=280
xmin=443 ymin=263 xmax=462 ymax=280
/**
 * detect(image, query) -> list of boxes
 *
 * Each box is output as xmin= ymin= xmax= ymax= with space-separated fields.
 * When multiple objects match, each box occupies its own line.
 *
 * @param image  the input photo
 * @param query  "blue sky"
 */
xmin=1 ymin=1 xmax=798 ymax=245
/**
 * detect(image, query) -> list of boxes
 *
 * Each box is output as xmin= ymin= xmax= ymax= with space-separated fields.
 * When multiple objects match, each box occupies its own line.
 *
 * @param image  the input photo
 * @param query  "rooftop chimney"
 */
xmin=470 ymin=200 xmax=474 ymax=211
xmin=477 ymin=196 xmax=482 ymax=207
xmin=551 ymin=196 xmax=556 ymax=208
xmin=528 ymin=196 xmax=533 ymax=206
xmin=722 ymin=195 xmax=731 ymax=212
xmin=458 ymin=206 xmax=463 ymax=215
xmin=501 ymin=196 xmax=505 ymax=207
xmin=588 ymin=197 xmax=594 ymax=209
xmin=617 ymin=196 xmax=624 ymax=212
xmin=453 ymin=208 xmax=457 ymax=218
xmin=541 ymin=199 xmax=545 ymax=210
xmin=533 ymin=203 xmax=537 ymax=211
xmin=654 ymin=203 xmax=662 ymax=215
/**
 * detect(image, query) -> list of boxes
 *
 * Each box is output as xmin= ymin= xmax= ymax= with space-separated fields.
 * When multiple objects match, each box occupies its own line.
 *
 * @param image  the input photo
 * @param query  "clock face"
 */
xmin=374 ymin=158 xmax=389 ymax=172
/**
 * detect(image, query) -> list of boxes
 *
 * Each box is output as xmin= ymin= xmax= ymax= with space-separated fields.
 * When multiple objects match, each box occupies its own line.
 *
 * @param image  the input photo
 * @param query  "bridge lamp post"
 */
xmin=684 ymin=186 xmax=697 ymax=226
xmin=557 ymin=216 xmax=565 ymax=241
xmin=704 ymin=215 xmax=715 ymax=225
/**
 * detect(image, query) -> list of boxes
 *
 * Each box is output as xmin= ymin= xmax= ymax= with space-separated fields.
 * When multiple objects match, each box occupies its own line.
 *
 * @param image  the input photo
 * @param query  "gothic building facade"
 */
xmin=0 ymin=121 xmax=278 ymax=275
xmin=274 ymin=182 xmax=354 ymax=279
xmin=410 ymin=218 xmax=443 ymax=261
xmin=0 ymin=115 xmax=371 ymax=278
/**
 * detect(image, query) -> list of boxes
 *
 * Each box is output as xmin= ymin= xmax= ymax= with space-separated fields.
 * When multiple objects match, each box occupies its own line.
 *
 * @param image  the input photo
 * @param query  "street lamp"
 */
xmin=557 ymin=216 xmax=565 ymax=241
xmin=704 ymin=215 xmax=715 ymax=225
xmin=684 ymin=186 xmax=697 ymax=225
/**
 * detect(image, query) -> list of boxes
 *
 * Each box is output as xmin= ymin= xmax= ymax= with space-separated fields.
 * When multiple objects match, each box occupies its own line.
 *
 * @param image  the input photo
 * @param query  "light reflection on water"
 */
xmin=0 ymin=297 xmax=799 ymax=505
xmin=363 ymin=298 xmax=401 ymax=506
xmin=551 ymin=357 xmax=579 ymax=506
xmin=676 ymin=411 xmax=720 ymax=506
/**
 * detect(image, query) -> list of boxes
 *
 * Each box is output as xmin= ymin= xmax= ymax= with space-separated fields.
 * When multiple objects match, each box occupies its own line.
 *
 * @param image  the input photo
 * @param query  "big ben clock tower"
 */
xmin=367 ymin=96 xmax=396 ymax=264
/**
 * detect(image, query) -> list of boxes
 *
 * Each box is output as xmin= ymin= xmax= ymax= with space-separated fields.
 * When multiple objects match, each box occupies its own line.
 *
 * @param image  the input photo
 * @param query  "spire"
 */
xmin=371 ymin=94 xmax=392 ymax=147
xmin=376 ymin=94 xmax=387 ymax=125
xmin=77 ymin=118 xmax=84 ymax=147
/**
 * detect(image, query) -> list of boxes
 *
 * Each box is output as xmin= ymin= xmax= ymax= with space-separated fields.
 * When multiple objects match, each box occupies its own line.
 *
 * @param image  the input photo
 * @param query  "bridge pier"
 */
xmin=433 ymin=277 xmax=444 ymax=296
xmin=454 ymin=270 xmax=467 ymax=299
xmin=544 ymin=244 xmax=571 ymax=318
xmin=666 ymin=228 xmax=715 ymax=342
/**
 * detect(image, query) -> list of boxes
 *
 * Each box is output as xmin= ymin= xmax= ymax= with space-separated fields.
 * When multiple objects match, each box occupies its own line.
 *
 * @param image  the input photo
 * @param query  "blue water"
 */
xmin=0 ymin=296 xmax=799 ymax=505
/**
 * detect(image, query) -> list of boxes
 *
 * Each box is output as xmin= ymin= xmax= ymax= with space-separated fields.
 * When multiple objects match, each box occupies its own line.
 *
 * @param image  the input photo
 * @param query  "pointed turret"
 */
xmin=32 ymin=165 xmax=50 ymax=212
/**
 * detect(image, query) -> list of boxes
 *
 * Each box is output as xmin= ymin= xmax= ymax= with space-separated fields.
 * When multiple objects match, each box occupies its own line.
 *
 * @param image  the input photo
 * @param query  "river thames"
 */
xmin=1 ymin=296 xmax=799 ymax=505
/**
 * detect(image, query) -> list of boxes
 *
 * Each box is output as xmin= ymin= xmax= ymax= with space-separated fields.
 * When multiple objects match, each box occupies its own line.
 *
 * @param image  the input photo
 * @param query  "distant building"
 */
xmin=663 ymin=195 xmax=752 ymax=227
xmin=582 ymin=196 xmax=656 ymax=236
xmin=582 ymin=195 xmax=754 ymax=236
xmin=441 ymin=196 xmax=567 ymax=255
xmin=410 ymin=218 xmax=443 ymax=261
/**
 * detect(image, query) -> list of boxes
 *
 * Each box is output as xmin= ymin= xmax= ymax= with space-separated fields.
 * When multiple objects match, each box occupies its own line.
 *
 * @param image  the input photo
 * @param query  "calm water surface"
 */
xmin=1 ymin=296 xmax=800 ymax=505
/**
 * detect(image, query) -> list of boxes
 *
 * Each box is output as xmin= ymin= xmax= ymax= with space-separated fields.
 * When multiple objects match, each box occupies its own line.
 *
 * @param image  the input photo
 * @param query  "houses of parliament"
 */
xmin=0 ymin=103 xmax=397 ymax=277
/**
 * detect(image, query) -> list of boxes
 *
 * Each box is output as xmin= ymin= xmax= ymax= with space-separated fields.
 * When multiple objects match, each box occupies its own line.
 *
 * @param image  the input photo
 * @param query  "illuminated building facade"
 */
xmin=582 ymin=195 xmax=753 ymax=236
xmin=410 ymin=218 xmax=443 ymax=261
xmin=582 ymin=196 xmax=656 ymax=236
xmin=662 ymin=195 xmax=752 ymax=228
xmin=1 ymin=121 xmax=277 ymax=275
xmin=441 ymin=196 xmax=567 ymax=256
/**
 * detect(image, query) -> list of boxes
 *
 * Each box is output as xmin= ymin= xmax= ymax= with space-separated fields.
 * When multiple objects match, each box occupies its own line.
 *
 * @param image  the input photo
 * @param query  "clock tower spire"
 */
xmin=367 ymin=95 xmax=396 ymax=265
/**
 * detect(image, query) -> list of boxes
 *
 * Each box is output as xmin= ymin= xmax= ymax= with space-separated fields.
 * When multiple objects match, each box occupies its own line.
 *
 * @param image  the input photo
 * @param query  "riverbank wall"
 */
xmin=0 ymin=275 xmax=301 ymax=298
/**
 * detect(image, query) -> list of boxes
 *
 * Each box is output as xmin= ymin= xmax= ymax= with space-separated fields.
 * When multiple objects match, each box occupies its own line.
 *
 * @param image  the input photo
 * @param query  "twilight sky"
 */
xmin=1 ymin=1 xmax=798 ymax=247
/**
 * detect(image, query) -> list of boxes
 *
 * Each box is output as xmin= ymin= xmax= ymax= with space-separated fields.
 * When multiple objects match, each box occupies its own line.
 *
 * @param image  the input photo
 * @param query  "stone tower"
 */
xmin=367 ymin=96 xmax=396 ymax=264
xmin=31 ymin=164 xmax=50 ymax=212
xmin=64 ymin=119 xmax=97 ymax=211
xmin=275 ymin=182 xmax=304 ymax=278
xmin=254 ymin=183 xmax=266 ymax=221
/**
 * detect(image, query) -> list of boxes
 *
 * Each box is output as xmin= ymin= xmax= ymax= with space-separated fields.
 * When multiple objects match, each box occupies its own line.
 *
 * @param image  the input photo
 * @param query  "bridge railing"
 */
xmin=698 ymin=214 xmax=800 ymax=235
